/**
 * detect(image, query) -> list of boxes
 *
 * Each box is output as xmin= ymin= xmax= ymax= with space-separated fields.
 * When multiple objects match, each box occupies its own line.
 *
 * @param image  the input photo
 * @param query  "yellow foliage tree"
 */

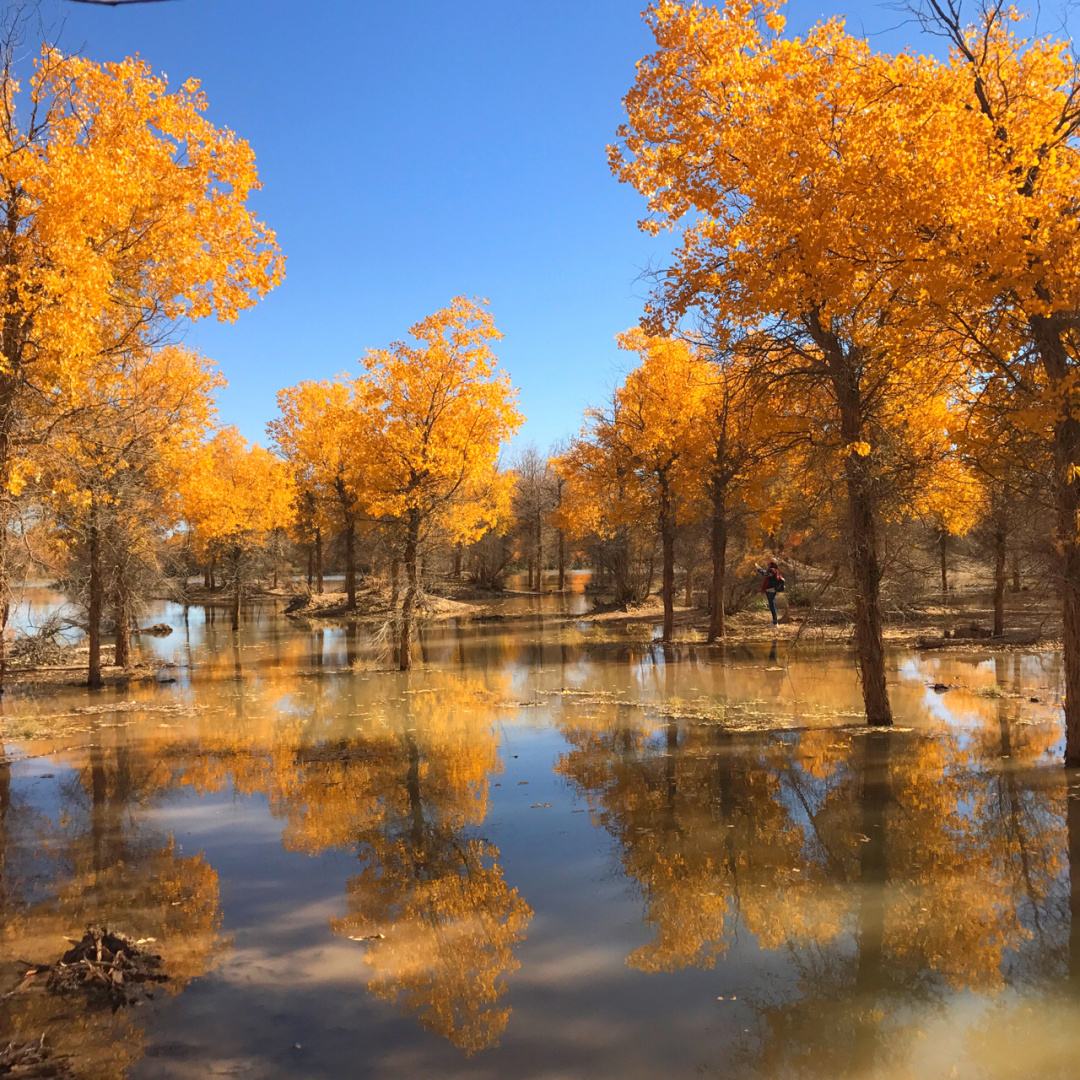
xmin=909 ymin=2 xmax=1080 ymax=763
xmin=270 ymin=379 xmax=368 ymax=608
xmin=685 ymin=347 xmax=775 ymax=641
xmin=0 ymin=38 xmax=282 ymax=685
xmin=179 ymin=429 xmax=294 ymax=630
xmin=41 ymin=347 xmax=222 ymax=687
xmin=610 ymin=0 xmax=970 ymax=723
xmin=357 ymin=298 xmax=522 ymax=669
xmin=561 ymin=328 xmax=712 ymax=639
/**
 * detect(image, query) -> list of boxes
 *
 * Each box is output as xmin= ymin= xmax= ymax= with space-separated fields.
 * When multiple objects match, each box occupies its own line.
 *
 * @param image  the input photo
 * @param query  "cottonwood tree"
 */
xmin=911 ymin=1 xmax=1080 ymax=763
xmin=554 ymin=395 xmax=659 ymax=610
xmin=270 ymin=380 xmax=368 ymax=609
xmin=611 ymin=1 xmax=969 ymax=722
xmin=0 ymin=32 xmax=281 ymax=687
xmin=41 ymin=347 xmax=221 ymax=687
xmin=912 ymin=456 xmax=985 ymax=598
xmin=511 ymin=447 xmax=557 ymax=591
xmin=357 ymin=298 xmax=521 ymax=670
xmin=687 ymin=347 xmax=774 ymax=641
xmin=466 ymin=467 xmax=519 ymax=590
xmin=606 ymin=330 xmax=710 ymax=641
xmin=179 ymin=428 xmax=293 ymax=630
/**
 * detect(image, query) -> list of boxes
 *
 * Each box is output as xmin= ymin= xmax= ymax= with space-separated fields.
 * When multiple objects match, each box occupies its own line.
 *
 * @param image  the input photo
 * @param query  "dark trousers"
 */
xmin=765 ymin=589 xmax=778 ymax=625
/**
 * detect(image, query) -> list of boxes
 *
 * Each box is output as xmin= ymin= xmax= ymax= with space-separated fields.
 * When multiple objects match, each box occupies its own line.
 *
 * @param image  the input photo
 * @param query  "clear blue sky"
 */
xmin=38 ymin=0 xmax=1075 ymax=453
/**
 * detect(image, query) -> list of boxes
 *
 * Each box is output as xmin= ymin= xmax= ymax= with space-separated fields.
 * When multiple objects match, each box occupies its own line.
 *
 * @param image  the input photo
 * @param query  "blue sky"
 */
xmin=38 ymin=0 xmax=1074 ymax=453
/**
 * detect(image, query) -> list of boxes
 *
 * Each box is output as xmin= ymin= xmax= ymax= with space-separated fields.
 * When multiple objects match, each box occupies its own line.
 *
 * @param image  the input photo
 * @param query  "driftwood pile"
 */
xmin=13 ymin=926 xmax=168 ymax=1010
xmin=0 ymin=1035 xmax=71 ymax=1077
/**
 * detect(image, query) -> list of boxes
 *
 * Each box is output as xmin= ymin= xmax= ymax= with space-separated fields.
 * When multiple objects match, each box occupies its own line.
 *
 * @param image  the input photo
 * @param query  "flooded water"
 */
xmin=2 ymin=587 xmax=1078 ymax=1078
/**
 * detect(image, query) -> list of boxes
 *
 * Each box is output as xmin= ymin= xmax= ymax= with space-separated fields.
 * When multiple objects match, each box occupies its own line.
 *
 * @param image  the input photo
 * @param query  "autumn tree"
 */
xmin=611 ymin=330 xmax=710 ymax=641
xmin=0 ymin=27 xmax=281 ymax=688
xmin=901 ymin=1 xmax=1080 ymax=762
xmin=611 ymin=1 xmax=970 ymax=722
xmin=554 ymin=395 xmax=659 ymax=609
xmin=357 ymin=298 xmax=521 ymax=670
xmin=951 ymin=365 xmax=1052 ymax=637
xmin=548 ymin=448 xmax=570 ymax=591
xmin=465 ymin=467 xmax=519 ymax=590
xmin=179 ymin=428 xmax=293 ymax=630
xmin=41 ymin=347 xmax=221 ymax=687
xmin=687 ymin=347 xmax=774 ymax=641
xmin=270 ymin=380 xmax=367 ymax=609
xmin=912 ymin=455 xmax=985 ymax=599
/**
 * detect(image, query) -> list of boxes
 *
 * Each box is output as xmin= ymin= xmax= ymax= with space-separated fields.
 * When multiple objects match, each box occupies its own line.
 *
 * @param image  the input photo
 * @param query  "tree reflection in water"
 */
xmin=153 ymin=668 xmax=533 ymax=1055
xmin=0 ymin=735 xmax=223 ymax=1079
xmin=4 ymin=637 xmax=1080 ymax=1076
xmin=554 ymin=657 xmax=1073 ymax=1078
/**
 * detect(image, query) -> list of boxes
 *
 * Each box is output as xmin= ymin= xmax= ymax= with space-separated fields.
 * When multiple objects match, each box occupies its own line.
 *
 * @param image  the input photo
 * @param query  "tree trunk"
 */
xmin=203 ymin=563 xmax=211 ymax=590
xmin=1033 ymin=313 xmax=1080 ymax=764
xmin=535 ymin=512 xmax=543 ymax=593
xmin=453 ymin=543 xmax=462 ymax=578
xmin=344 ymin=517 xmax=357 ymax=610
xmin=209 ymin=556 xmax=216 ymax=592
xmin=659 ymin=478 xmax=675 ymax=643
xmin=113 ymin=581 xmax=130 ymax=669
xmin=939 ymin=530 xmax=949 ymax=595
xmin=399 ymin=513 xmax=421 ymax=671
xmin=612 ymin=531 xmax=633 ymax=606
xmin=307 ymin=543 xmax=314 ymax=590
xmin=844 ymin=453 xmax=892 ymax=725
xmin=390 ymin=555 xmax=401 ymax=618
xmin=684 ymin=564 xmax=693 ymax=608
xmin=87 ymin=498 xmax=103 ymax=689
xmin=993 ymin=525 xmax=1007 ymax=637
xmin=557 ymin=528 xmax=566 ymax=592
xmin=1010 ymin=548 xmax=1021 ymax=592
xmin=0 ymin=515 xmax=9 ymax=697
xmin=231 ymin=544 xmax=242 ymax=631
xmin=708 ymin=486 xmax=728 ymax=643
xmin=315 ymin=526 xmax=324 ymax=594
xmin=816 ymin=319 xmax=891 ymax=726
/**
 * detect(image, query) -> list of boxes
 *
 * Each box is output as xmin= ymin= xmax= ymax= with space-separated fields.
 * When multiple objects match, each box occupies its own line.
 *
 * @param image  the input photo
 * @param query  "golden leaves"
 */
xmin=272 ymin=298 xmax=522 ymax=553
xmin=179 ymin=428 xmax=294 ymax=551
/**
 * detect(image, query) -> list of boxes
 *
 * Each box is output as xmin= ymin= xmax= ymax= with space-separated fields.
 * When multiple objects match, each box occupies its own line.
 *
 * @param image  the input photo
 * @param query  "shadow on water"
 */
xmin=1 ymin=593 xmax=1079 ymax=1078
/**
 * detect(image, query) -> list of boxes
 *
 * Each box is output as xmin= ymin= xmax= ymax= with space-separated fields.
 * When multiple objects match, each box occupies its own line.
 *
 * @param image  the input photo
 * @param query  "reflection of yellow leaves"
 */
xmin=333 ymin=838 xmax=531 ymax=1054
xmin=557 ymin=709 xmax=1066 ymax=1008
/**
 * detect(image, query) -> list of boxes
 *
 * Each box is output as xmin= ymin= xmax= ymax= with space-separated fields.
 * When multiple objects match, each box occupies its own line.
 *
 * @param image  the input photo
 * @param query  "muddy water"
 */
xmin=1 ymin=590 xmax=1077 ymax=1079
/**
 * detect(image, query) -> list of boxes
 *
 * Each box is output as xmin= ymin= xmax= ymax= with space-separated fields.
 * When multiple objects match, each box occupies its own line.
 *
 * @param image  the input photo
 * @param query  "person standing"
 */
xmin=757 ymin=560 xmax=785 ymax=626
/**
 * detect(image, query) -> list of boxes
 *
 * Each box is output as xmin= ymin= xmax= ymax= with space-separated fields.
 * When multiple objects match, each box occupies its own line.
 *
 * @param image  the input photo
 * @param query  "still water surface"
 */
xmin=1 ymin=587 xmax=1076 ymax=1078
